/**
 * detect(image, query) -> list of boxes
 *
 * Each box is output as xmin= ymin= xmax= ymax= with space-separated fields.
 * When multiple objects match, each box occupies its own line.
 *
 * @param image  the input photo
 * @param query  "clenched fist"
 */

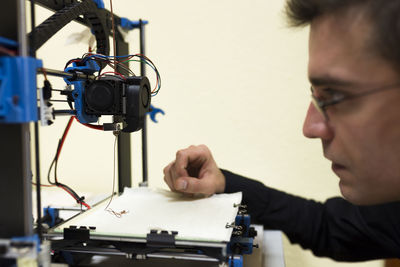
xmin=163 ymin=145 xmax=225 ymax=196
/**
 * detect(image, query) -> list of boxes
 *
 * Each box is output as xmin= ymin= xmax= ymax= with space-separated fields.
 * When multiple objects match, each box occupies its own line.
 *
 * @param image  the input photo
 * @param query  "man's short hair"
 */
xmin=285 ymin=0 xmax=400 ymax=71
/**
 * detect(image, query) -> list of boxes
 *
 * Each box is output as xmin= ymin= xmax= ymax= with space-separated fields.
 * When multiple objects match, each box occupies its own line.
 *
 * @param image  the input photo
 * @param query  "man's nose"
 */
xmin=303 ymin=103 xmax=334 ymax=140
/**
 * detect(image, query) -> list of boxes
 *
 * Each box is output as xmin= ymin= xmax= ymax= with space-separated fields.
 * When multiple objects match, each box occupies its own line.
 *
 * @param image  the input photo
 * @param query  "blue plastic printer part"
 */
xmin=228 ymin=255 xmax=244 ymax=267
xmin=43 ymin=207 xmax=59 ymax=228
xmin=229 ymin=214 xmax=254 ymax=255
xmin=226 ymin=213 xmax=256 ymax=266
xmin=235 ymin=214 xmax=251 ymax=236
xmin=120 ymin=18 xmax=149 ymax=31
xmin=148 ymin=104 xmax=165 ymax=123
xmin=0 ymin=36 xmax=18 ymax=49
xmin=0 ymin=56 xmax=43 ymax=123
xmin=227 ymin=236 xmax=255 ymax=255
xmin=64 ymin=59 xmax=100 ymax=123
xmin=92 ymin=0 xmax=105 ymax=9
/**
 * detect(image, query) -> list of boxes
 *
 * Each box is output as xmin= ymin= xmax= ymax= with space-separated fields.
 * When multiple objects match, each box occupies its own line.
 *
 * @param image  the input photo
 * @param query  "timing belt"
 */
xmin=28 ymin=0 xmax=110 ymax=56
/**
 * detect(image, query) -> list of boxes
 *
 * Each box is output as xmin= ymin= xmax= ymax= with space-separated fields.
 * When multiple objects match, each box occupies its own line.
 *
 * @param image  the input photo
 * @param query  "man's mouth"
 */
xmin=332 ymin=163 xmax=346 ymax=173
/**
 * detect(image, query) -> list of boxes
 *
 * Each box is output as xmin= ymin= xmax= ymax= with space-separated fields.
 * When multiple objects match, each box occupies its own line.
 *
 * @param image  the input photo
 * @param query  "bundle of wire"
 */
xmin=47 ymin=116 xmax=91 ymax=210
xmin=0 ymin=45 xmax=17 ymax=56
xmin=64 ymin=53 xmax=161 ymax=96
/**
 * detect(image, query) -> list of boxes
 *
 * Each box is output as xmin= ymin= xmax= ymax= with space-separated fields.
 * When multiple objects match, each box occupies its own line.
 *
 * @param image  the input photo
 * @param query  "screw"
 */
xmin=12 ymin=95 xmax=19 ymax=105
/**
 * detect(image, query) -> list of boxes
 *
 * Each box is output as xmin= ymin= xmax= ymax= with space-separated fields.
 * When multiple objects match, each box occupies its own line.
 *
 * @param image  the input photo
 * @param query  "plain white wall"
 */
xmin=34 ymin=1 xmax=383 ymax=267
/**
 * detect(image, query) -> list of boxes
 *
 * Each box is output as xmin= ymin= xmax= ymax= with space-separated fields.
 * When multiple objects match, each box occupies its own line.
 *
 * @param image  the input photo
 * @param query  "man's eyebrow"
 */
xmin=309 ymin=76 xmax=356 ymax=87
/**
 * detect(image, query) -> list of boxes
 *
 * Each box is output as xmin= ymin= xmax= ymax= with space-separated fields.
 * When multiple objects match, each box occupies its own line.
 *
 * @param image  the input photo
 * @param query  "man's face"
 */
xmin=304 ymin=11 xmax=400 ymax=205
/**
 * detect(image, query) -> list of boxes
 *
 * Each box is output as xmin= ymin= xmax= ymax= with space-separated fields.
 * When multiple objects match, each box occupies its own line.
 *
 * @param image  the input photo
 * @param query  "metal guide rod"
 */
xmin=30 ymin=0 xmax=43 ymax=242
xmin=38 ymin=68 xmax=96 ymax=80
xmin=116 ymin=31 xmax=132 ymax=193
xmin=18 ymin=0 xmax=34 ymax=237
xmin=17 ymin=0 xmax=27 ymax=57
xmin=139 ymin=19 xmax=149 ymax=185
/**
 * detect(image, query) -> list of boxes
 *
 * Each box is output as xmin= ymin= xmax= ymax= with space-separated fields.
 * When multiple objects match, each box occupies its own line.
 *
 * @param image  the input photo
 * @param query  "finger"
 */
xmin=174 ymin=177 xmax=213 ymax=195
xmin=163 ymin=169 xmax=174 ymax=191
xmin=168 ymin=164 xmax=177 ymax=191
xmin=175 ymin=149 xmax=190 ymax=177
xmin=163 ymin=161 xmax=173 ymax=175
xmin=163 ymin=162 xmax=175 ymax=191
xmin=170 ymin=160 xmax=186 ymax=190
xmin=175 ymin=147 xmax=208 ymax=177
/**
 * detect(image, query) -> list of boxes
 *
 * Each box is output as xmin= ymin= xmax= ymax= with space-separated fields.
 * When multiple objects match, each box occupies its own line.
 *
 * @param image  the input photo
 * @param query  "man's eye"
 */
xmin=321 ymin=88 xmax=347 ymax=102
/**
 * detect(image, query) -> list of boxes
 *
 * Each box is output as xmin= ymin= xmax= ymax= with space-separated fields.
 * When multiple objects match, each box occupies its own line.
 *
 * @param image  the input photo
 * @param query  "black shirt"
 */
xmin=222 ymin=169 xmax=400 ymax=261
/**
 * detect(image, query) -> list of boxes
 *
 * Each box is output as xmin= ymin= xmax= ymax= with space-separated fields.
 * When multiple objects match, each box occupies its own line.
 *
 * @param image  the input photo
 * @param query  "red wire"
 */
xmin=152 ymin=75 xmax=159 ymax=94
xmin=64 ymin=59 xmax=81 ymax=70
xmin=82 ymin=123 xmax=104 ymax=130
xmin=56 ymin=116 xmax=74 ymax=160
xmin=117 ymin=54 xmax=159 ymax=93
xmin=54 ymin=116 xmax=91 ymax=209
xmin=98 ymin=71 xmax=126 ymax=80
xmin=0 ymin=46 xmax=17 ymax=56
xmin=58 ymin=185 xmax=91 ymax=209
xmin=58 ymin=185 xmax=78 ymax=200
xmin=41 ymin=68 xmax=48 ymax=81
xmin=73 ymin=117 xmax=104 ymax=130
xmin=33 ymin=182 xmax=91 ymax=209
xmin=81 ymin=201 xmax=91 ymax=209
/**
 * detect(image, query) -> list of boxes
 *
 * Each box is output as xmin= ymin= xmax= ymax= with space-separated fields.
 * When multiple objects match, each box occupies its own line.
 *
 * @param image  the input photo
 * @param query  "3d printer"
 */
xmin=0 ymin=0 xmax=257 ymax=266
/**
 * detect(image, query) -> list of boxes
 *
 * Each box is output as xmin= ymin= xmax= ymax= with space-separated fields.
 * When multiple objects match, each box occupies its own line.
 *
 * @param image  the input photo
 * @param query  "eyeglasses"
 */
xmin=311 ymin=82 xmax=400 ymax=119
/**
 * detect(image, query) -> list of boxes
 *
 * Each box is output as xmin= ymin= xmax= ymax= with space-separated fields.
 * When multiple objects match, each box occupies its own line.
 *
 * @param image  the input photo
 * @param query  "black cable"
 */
xmin=47 ymin=158 xmax=55 ymax=185
xmin=28 ymin=0 xmax=110 ymax=56
xmin=46 ymin=118 xmax=89 ymax=208
xmin=64 ymin=58 xmax=81 ymax=70
xmin=47 ymin=154 xmax=82 ymax=203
